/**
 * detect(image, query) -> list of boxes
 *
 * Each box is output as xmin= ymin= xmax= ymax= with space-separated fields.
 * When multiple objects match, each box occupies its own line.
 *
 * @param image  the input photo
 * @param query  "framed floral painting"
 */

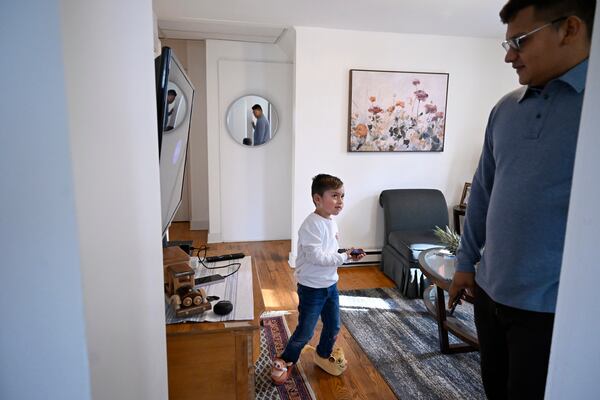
xmin=348 ymin=69 xmax=449 ymax=152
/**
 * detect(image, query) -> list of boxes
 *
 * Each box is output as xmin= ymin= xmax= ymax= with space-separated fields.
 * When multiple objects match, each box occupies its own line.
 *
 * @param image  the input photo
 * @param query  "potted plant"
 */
xmin=433 ymin=225 xmax=460 ymax=256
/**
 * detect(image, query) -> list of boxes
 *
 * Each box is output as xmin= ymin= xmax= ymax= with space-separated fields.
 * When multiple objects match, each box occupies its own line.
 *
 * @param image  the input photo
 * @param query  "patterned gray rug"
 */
xmin=339 ymin=287 xmax=485 ymax=400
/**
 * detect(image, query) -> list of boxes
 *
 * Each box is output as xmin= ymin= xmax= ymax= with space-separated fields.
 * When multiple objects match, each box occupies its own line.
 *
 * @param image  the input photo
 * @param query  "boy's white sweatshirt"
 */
xmin=294 ymin=213 xmax=348 ymax=288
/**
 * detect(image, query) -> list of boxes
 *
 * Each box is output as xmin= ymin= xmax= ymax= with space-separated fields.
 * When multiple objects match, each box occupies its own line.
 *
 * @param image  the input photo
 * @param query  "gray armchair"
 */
xmin=379 ymin=189 xmax=449 ymax=298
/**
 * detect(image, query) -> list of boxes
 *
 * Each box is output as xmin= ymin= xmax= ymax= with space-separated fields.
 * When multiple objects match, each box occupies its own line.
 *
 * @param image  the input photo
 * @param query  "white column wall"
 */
xmin=545 ymin=6 xmax=600 ymax=398
xmin=61 ymin=0 xmax=168 ymax=399
xmin=0 ymin=2 xmax=91 ymax=398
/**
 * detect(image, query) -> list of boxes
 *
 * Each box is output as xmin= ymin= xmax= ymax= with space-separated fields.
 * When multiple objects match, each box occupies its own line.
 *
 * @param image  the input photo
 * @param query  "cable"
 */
xmin=196 ymin=246 xmax=237 ymax=269
xmin=191 ymin=244 xmax=210 ymax=255
xmin=220 ymin=263 xmax=242 ymax=278
xmin=195 ymin=246 xmax=242 ymax=278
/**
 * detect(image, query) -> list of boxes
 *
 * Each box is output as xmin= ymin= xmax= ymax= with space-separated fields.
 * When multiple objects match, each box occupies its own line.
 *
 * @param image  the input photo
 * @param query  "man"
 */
xmin=165 ymin=89 xmax=177 ymax=131
xmin=448 ymin=1 xmax=595 ymax=398
xmin=252 ymin=104 xmax=270 ymax=146
xmin=167 ymin=89 xmax=177 ymax=114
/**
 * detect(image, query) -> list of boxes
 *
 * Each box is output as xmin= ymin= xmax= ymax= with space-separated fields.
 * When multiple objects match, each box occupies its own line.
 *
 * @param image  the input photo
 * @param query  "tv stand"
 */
xmin=164 ymin=239 xmax=194 ymax=255
xmin=163 ymin=247 xmax=265 ymax=399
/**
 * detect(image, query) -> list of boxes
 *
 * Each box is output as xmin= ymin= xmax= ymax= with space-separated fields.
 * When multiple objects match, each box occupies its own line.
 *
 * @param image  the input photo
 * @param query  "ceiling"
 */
xmin=155 ymin=0 xmax=508 ymax=43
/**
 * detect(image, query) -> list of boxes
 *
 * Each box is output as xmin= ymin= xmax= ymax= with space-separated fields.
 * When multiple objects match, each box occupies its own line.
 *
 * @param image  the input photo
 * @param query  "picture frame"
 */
xmin=348 ymin=69 xmax=449 ymax=152
xmin=459 ymin=182 xmax=472 ymax=208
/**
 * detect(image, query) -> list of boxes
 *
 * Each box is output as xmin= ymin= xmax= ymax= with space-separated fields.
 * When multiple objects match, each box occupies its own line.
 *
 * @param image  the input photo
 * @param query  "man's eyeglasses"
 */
xmin=501 ymin=16 xmax=568 ymax=52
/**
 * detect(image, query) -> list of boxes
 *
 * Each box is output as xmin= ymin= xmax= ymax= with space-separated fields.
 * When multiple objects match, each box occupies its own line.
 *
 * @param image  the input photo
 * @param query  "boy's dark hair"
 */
xmin=168 ymin=89 xmax=177 ymax=96
xmin=311 ymin=174 xmax=343 ymax=197
xmin=500 ymin=0 xmax=596 ymax=40
xmin=252 ymin=104 xmax=263 ymax=111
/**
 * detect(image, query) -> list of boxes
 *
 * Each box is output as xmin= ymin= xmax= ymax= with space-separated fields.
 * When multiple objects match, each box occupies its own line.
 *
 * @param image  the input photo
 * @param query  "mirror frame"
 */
xmin=225 ymin=94 xmax=279 ymax=147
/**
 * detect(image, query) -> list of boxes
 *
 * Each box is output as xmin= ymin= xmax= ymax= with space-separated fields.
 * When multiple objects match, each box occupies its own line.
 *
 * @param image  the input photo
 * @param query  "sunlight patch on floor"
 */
xmin=339 ymin=307 xmax=371 ymax=312
xmin=339 ymin=295 xmax=392 ymax=310
xmin=262 ymin=288 xmax=299 ymax=309
xmin=261 ymin=288 xmax=282 ymax=308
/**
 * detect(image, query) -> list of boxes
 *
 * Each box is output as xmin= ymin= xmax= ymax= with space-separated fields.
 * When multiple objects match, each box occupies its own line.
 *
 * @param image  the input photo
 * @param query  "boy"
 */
xmin=271 ymin=174 xmax=364 ymax=385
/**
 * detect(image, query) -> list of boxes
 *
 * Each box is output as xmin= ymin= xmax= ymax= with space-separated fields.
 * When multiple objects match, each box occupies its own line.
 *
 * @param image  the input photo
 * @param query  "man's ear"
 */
xmin=561 ymin=16 xmax=585 ymax=45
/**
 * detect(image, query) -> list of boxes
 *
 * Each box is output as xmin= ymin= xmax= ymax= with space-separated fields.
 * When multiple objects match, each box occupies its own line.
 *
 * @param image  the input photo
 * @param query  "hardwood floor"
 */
xmin=168 ymin=222 xmax=398 ymax=400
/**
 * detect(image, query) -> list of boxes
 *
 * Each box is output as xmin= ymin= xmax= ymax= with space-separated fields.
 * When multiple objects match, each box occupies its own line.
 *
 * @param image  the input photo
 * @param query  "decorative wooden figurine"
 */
xmin=165 ymin=263 xmax=211 ymax=317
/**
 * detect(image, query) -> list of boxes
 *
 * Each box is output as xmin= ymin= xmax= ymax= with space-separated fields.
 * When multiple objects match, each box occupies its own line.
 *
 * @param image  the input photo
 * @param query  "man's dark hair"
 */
xmin=252 ymin=104 xmax=263 ymax=111
xmin=500 ymin=0 xmax=596 ymax=40
xmin=311 ymin=174 xmax=343 ymax=197
xmin=168 ymin=89 xmax=177 ymax=97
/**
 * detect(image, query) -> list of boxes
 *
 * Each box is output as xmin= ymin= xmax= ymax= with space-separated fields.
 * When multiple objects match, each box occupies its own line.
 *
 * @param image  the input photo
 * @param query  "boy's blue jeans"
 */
xmin=280 ymin=283 xmax=340 ymax=363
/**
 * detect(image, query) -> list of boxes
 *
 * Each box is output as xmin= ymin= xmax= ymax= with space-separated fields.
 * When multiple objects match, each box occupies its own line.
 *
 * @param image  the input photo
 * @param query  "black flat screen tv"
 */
xmin=155 ymin=47 xmax=195 ymax=239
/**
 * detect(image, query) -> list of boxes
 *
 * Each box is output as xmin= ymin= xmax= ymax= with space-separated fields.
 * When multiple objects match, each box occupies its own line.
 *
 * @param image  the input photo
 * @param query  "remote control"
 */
xmin=448 ymin=289 xmax=465 ymax=316
xmin=195 ymin=274 xmax=225 ymax=287
xmin=204 ymin=253 xmax=245 ymax=263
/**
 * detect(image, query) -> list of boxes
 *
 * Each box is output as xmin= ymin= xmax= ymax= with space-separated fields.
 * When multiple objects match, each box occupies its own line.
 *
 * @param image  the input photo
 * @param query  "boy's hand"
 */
xmin=346 ymin=248 xmax=366 ymax=261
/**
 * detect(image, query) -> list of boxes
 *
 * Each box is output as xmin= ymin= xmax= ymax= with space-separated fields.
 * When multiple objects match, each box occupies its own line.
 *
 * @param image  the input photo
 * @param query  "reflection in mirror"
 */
xmin=226 ymin=95 xmax=279 ymax=147
xmin=165 ymin=82 xmax=187 ymax=132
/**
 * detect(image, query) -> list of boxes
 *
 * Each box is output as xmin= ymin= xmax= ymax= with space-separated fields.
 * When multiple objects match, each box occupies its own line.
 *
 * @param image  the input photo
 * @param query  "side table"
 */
xmin=452 ymin=205 xmax=466 ymax=235
xmin=418 ymin=248 xmax=479 ymax=354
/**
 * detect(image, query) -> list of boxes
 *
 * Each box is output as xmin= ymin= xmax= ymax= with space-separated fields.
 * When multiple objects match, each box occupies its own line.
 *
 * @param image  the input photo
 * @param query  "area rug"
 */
xmin=255 ymin=314 xmax=316 ymax=400
xmin=339 ymin=287 xmax=485 ymax=400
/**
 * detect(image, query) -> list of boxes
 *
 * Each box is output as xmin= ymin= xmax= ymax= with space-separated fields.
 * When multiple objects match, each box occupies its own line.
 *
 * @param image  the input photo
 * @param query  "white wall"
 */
xmin=153 ymin=10 xmax=162 ymax=57
xmin=0 ymin=2 xmax=92 ymax=399
xmin=545 ymin=7 xmax=600 ymax=398
xmin=291 ymin=27 xmax=517 ymax=257
xmin=218 ymin=60 xmax=293 ymax=241
xmin=205 ymin=40 xmax=293 ymax=242
xmin=277 ymin=28 xmax=296 ymax=62
xmin=61 ymin=0 xmax=168 ymax=399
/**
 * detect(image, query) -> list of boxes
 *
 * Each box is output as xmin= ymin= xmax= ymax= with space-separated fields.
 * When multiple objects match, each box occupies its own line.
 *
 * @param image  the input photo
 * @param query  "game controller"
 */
xmin=350 ymin=248 xmax=365 ymax=256
xmin=337 ymin=248 xmax=365 ymax=256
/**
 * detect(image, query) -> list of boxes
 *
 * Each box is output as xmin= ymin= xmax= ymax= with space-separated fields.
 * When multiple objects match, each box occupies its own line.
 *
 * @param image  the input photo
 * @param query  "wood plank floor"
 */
xmin=168 ymin=222 xmax=398 ymax=400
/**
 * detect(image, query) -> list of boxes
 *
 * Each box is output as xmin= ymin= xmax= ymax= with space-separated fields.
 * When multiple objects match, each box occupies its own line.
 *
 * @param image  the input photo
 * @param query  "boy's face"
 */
xmin=314 ymin=186 xmax=345 ymax=218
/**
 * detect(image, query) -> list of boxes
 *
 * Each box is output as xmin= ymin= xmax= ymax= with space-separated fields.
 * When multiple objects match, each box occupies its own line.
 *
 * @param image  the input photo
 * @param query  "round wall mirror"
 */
xmin=165 ymin=82 xmax=188 ymax=132
xmin=226 ymin=95 xmax=279 ymax=147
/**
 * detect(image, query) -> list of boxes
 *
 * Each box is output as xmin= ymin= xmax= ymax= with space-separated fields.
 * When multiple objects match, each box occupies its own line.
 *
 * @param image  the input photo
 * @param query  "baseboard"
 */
xmin=190 ymin=220 xmax=209 ymax=230
xmin=207 ymin=231 xmax=222 ymax=243
xmin=341 ymin=249 xmax=381 ymax=267
xmin=288 ymin=249 xmax=382 ymax=268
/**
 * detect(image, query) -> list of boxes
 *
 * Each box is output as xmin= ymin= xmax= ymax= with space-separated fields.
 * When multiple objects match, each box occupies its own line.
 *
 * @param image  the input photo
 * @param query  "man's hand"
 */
xmin=448 ymin=271 xmax=475 ymax=309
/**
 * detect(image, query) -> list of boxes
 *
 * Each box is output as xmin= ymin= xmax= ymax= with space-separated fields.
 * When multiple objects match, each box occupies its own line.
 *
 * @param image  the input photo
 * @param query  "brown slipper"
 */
xmin=271 ymin=358 xmax=294 ymax=385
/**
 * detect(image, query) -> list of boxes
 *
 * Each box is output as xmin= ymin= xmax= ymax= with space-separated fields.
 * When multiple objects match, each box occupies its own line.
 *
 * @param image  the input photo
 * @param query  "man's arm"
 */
xmin=456 ymin=121 xmax=495 ymax=272
xmin=255 ymin=117 xmax=268 ymax=144
xmin=449 ymin=112 xmax=496 ymax=305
